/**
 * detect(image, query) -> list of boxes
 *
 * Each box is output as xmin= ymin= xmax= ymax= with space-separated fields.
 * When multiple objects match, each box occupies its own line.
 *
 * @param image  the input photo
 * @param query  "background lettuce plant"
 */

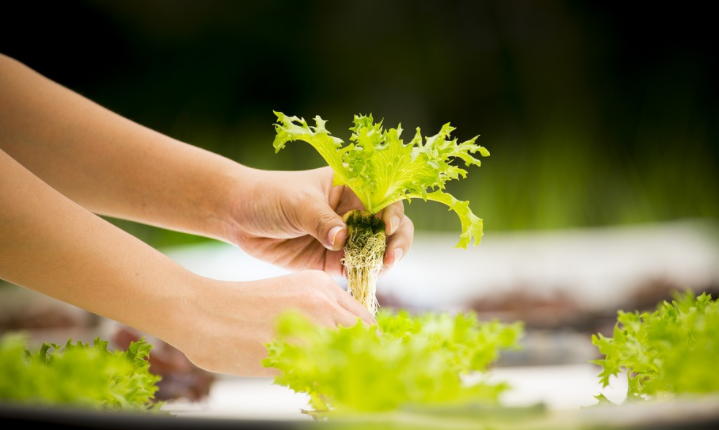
xmin=262 ymin=309 xmax=523 ymax=417
xmin=0 ymin=334 xmax=162 ymax=411
xmin=592 ymin=290 xmax=719 ymax=404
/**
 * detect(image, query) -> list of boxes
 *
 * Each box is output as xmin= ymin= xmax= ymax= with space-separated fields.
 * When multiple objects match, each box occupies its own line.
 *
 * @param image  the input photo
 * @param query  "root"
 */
xmin=341 ymin=210 xmax=386 ymax=316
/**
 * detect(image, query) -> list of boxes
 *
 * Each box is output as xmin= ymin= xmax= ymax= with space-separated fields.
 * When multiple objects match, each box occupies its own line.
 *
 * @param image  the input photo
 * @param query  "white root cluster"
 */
xmin=341 ymin=211 xmax=386 ymax=317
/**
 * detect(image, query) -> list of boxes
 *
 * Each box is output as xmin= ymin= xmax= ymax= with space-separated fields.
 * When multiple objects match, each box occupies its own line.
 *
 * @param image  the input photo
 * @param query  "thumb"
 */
xmin=297 ymin=202 xmax=348 ymax=251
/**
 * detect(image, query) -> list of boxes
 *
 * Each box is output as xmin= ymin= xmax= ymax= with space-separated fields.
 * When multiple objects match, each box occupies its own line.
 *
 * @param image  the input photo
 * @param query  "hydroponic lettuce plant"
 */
xmin=591 ymin=290 xmax=719 ymax=405
xmin=273 ymin=112 xmax=489 ymax=315
xmin=261 ymin=309 xmax=523 ymax=418
xmin=0 ymin=334 xmax=163 ymax=411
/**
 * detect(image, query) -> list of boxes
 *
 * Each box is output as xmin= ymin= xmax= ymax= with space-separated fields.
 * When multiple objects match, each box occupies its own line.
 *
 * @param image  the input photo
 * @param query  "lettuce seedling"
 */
xmin=262 ymin=309 xmax=523 ymax=417
xmin=0 ymin=334 xmax=163 ymax=411
xmin=273 ymin=112 xmax=489 ymax=315
xmin=591 ymin=290 xmax=719 ymax=404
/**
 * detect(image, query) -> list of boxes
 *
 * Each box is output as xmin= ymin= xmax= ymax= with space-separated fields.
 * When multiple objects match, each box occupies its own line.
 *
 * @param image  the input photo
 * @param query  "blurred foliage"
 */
xmin=592 ymin=291 xmax=719 ymax=402
xmin=0 ymin=334 xmax=162 ymax=411
xmin=262 ymin=309 xmax=523 ymax=413
xmin=1 ymin=0 xmax=716 ymax=248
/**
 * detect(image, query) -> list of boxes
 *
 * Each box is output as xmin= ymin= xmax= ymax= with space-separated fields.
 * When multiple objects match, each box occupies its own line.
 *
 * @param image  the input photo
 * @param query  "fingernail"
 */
xmin=390 ymin=216 xmax=400 ymax=234
xmin=328 ymin=225 xmax=343 ymax=247
xmin=394 ymin=248 xmax=404 ymax=264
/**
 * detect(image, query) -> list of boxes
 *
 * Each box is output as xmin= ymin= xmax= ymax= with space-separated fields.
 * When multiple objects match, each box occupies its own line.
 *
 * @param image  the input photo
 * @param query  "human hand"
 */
xmin=172 ymin=270 xmax=374 ymax=376
xmin=228 ymin=166 xmax=414 ymax=277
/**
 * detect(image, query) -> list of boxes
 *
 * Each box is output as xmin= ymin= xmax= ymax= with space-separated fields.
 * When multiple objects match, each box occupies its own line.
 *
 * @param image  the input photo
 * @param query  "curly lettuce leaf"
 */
xmin=0 ymin=334 xmax=162 ymax=411
xmin=591 ymin=290 xmax=719 ymax=404
xmin=261 ymin=309 xmax=523 ymax=414
xmin=273 ymin=112 xmax=489 ymax=247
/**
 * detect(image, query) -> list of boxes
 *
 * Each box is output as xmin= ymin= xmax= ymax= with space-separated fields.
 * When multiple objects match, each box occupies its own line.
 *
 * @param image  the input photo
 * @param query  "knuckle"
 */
xmin=301 ymin=269 xmax=332 ymax=283
xmin=314 ymin=212 xmax=336 ymax=234
xmin=305 ymin=290 xmax=332 ymax=310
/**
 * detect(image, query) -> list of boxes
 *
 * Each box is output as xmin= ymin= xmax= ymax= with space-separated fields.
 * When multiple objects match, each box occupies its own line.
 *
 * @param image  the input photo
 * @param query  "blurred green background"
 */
xmin=2 ymin=0 xmax=717 ymax=249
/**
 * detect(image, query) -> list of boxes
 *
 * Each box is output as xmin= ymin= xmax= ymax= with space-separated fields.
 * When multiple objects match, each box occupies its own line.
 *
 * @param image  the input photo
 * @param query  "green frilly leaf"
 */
xmin=273 ymin=111 xmax=489 ymax=247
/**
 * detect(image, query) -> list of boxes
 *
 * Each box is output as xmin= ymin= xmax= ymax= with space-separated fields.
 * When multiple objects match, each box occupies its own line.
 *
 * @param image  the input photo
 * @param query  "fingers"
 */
xmin=334 ymin=287 xmax=376 ymax=326
xmin=379 ymin=200 xmax=412 ymax=268
xmin=384 ymin=214 xmax=413 ymax=269
xmin=380 ymin=200 xmax=406 ymax=236
xmin=333 ymin=306 xmax=369 ymax=328
xmin=295 ymin=199 xmax=348 ymax=252
xmin=298 ymin=271 xmax=375 ymax=328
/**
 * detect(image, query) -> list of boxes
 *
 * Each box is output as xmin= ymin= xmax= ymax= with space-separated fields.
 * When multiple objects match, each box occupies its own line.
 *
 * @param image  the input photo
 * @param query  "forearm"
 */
xmin=0 ymin=53 xmax=245 ymax=241
xmin=0 ymin=148 xmax=201 ymax=342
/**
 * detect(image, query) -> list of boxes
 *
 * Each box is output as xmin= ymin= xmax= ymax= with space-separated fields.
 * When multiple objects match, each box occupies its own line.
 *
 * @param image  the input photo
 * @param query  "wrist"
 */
xmin=146 ymin=270 xmax=209 ymax=350
xmin=194 ymin=159 xmax=256 ymax=246
xmin=218 ymin=165 xmax=269 ymax=247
